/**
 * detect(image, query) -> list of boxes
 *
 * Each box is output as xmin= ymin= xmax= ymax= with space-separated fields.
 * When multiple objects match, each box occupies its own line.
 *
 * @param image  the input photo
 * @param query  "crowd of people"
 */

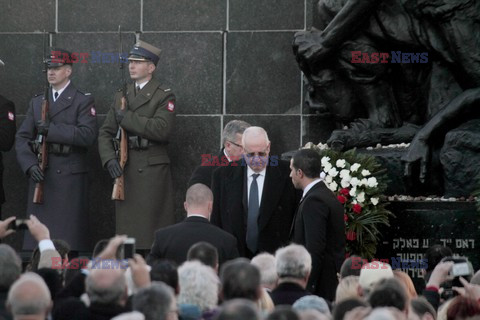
xmin=1 ymin=215 xmax=480 ymax=320
xmin=1 ymin=34 xmax=479 ymax=320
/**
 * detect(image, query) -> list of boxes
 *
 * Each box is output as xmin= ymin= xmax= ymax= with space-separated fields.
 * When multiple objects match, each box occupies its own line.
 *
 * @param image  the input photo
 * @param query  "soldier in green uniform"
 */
xmin=98 ymin=40 xmax=176 ymax=250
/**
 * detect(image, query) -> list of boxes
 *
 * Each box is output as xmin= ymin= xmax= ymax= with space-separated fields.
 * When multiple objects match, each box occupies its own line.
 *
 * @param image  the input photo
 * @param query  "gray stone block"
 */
xmin=226 ymin=32 xmax=301 ymax=115
xmin=141 ymin=33 xmax=223 ymax=115
xmin=224 ymin=115 xmax=301 ymax=156
xmin=0 ymin=34 xmax=46 ymax=115
xmin=144 ymin=0 xmax=226 ymax=31
xmin=58 ymin=0 xmax=140 ymax=32
xmin=229 ymin=0 xmax=304 ymax=30
xmin=55 ymin=33 xmax=136 ymax=114
xmin=0 ymin=0 xmax=55 ymax=32
xmin=168 ymin=115 xmax=221 ymax=220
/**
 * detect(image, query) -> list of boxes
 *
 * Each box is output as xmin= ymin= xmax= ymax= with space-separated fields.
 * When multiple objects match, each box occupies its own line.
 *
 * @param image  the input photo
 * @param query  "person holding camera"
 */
xmin=98 ymin=40 xmax=176 ymax=251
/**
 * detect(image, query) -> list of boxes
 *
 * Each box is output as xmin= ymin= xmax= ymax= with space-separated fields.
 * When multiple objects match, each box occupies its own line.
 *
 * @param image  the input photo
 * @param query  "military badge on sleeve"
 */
xmin=167 ymin=101 xmax=175 ymax=112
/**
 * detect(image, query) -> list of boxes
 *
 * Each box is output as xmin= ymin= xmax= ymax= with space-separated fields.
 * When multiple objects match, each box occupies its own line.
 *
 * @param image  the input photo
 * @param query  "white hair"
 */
xmin=251 ymin=253 xmax=277 ymax=287
xmin=178 ymin=261 xmax=220 ymax=311
xmin=7 ymin=272 xmax=51 ymax=316
xmin=242 ymin=126 xmax=270 ymax=146
xmin=275 ymin=244 xmax=312 ymax=279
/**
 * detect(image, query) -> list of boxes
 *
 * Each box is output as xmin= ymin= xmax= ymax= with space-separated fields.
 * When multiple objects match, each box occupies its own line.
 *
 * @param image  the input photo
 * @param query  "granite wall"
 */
xmin=0 ymin=0 xmax=334 ymax=251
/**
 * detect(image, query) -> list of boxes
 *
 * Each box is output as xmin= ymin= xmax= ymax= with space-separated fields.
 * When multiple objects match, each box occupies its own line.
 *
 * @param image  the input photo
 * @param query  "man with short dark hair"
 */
xmin=220 ymin=258 xmax=261 ymax=302
xmin=147 ymin=184 xmax=239 ymax=266
xmin=99 ymin=40 xmax=176 ymax=250
xmin=188 ymin=120 xmax=250 ymax=187
xmin=368 ymin=278 xmax=408 ymax=312
xmin=289 ymin=148 xmax=345 ymax=301
xmin=16 ymin=49 xmax=98 ymax=251
xmin=187 ymin=241 xmax=219 ymax=270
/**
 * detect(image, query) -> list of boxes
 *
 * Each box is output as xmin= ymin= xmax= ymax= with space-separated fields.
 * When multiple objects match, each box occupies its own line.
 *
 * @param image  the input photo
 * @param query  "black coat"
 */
xmin=0 ymin=95 xmax=16 ymax=210
xmin=15 ymin=83 xmax=98 ymax=250
xmin=147 ymin=216 xmax=239 ymax=266
xmin=211 ymin=160 xmax=300 ymax=257
xmin=290 ymin=181 xmax=345 ymax=301
xmin=269 ymin=282 xmax=311 ymax=306
xmin=188 ymin=149 xmax=226 ymax=187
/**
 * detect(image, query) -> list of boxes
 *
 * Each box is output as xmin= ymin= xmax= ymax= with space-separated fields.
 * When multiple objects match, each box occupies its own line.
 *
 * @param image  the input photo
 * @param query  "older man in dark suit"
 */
xmin=211 ymin=127 xmax=299 ymax=258
xmin=147 ymin=183 xmax=239 ymax=266
xmin=188 ymin=120 xmax=250 ymax=187
xmin=289 ymin=148 xmax=345 ymax=301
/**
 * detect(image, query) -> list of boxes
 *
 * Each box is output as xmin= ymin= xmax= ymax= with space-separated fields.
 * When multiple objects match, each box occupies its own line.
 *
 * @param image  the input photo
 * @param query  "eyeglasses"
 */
xmin=245 ymin=151 xmax=268 ymax=158
xmin=228 ymin=140 xmax=243 ymax=149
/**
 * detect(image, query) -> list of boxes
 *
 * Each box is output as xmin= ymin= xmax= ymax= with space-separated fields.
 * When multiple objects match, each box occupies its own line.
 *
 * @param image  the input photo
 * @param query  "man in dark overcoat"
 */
xmin=98 ymin=40 xmax=176 ymax=250
xmin=0 ymin=58 xmax=16 ymax=218
xmin=15 ymin=49 xmax=98 ymax=251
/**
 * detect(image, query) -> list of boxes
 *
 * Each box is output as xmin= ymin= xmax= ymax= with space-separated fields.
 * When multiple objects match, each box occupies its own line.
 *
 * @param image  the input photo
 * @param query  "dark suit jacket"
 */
xmin=290 ymin=181 xmax=345 ymax=301
xmin=147 ymin=216 xmax=239 ymax=266
xmin=211 ymin=160 xmax=300 ymax=257
xmin=269 ymin=282 xmax=311 ymax=306
xmin=188 ymin=149 xmax=226 ymax=187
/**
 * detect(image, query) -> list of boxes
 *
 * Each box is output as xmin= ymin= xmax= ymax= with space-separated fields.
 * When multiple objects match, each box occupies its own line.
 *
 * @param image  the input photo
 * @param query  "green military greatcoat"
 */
xmin=98 ymin=78 xmax=176 ymax=249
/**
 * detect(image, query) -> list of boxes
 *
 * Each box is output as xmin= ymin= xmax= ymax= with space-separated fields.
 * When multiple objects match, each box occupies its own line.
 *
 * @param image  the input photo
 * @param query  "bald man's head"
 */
xmin=185 ymin=183 xmax=213 ymax=218
xmin=7 ymin=272 xmax=51 ymax=318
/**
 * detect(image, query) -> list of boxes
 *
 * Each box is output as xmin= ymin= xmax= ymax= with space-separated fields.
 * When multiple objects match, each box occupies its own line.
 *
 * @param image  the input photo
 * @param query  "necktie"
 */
xmin=246 ymin=173 xmax=260 ymax=253
xmin=54 ymin=92 xmax=59 ymax=101
xmin=136 ymin=85 xmax=140 ymax=96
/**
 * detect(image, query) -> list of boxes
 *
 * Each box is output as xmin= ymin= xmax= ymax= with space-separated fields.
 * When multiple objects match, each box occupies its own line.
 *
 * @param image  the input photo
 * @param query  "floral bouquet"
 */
xmin=304 ymin=143 xmax=393 ymax=259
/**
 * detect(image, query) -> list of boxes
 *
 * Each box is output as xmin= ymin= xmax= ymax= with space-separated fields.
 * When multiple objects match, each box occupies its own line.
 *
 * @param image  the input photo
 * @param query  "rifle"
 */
xmin=111 ymin=25 xmax=128 ymax=200
xmin=33 ymin=31 xmax=49 ymax=204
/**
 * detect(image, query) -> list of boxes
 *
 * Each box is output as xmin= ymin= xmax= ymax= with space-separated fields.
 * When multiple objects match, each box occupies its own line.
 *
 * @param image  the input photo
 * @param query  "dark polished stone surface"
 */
xmin=224 ymin=115 xmax=301 ymax=156
xmin=55 ymin=33 xmax=137 ymax=114
xmin=141 ymin=33 xmax=223 ymax=115
xmin=302 ymin=115 xmax=336 ymax=145
xmin=58 ymin=0 xmax=140 ymax=32
xmin=0 ymin=34 xmax=46 ymax=114
xmin=226 ymin=32 xmax=301 ymax=115
xmin=168 ymin=116 xmax=221 ymax=220
xmin=0 ymin=0 xmax=55 ymax=32
xmin=229 ymin=0 xmax=304 ymax=30
xmin=144 ymin=0 xmax=226 ymax=31
xmin=377 ymin=201 xmax=479 ymax=293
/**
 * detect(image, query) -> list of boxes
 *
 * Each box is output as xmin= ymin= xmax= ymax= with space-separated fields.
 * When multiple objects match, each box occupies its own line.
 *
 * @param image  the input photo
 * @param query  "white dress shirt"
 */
xmin=302 ymin=179 xmax=322 ymax=199
xmin=52 ymin=80 xmax=70 ymax=102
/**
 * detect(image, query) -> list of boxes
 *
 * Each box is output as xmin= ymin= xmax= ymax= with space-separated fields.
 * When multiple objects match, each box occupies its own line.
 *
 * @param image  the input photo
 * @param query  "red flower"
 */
xmin=344 ymin=213 xmax=348 ymax=222
xmin=352 ymin=204 xmax=362 ymax=214
xmin=339 ymin=188 xmax=350 ymax=196
xmin=346 ymin=230 xmax=356 ymax=241
xmin=337 ymin=195 xmax=347 ymax=204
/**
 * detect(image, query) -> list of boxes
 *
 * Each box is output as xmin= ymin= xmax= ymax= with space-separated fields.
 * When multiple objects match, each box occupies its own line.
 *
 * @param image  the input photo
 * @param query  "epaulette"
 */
xmin=159 ymin=86 xmax=171 ymax=92
xmin=34 ymin=92 xmax=43 ymax=97
xmin=77 ymin=90 xmax=92 ymax=96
